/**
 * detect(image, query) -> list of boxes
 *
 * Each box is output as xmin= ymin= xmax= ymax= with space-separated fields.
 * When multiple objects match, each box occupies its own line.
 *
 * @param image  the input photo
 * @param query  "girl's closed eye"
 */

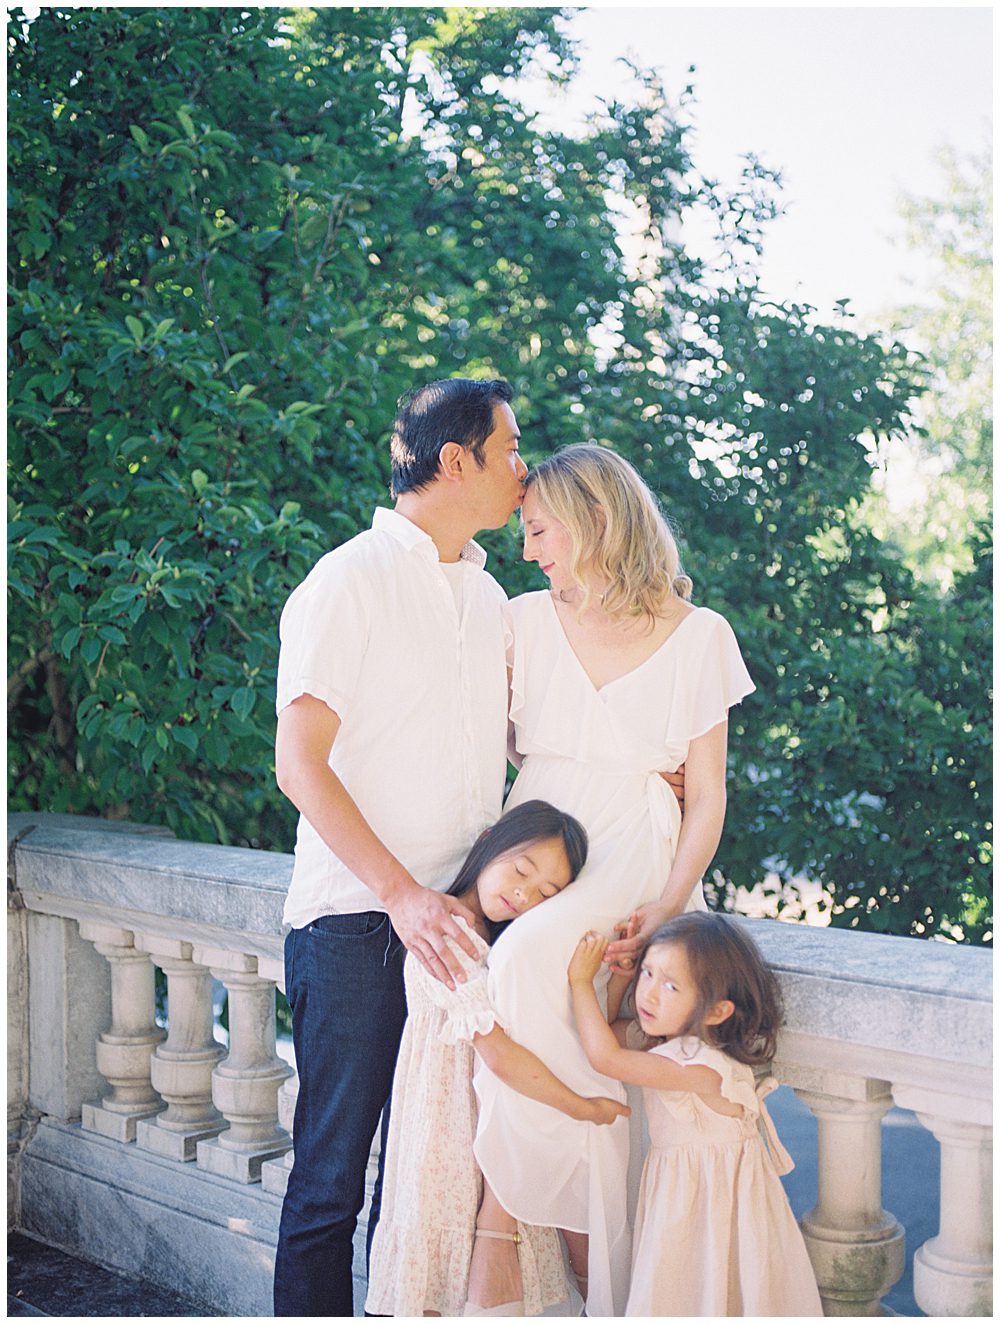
xmin=446 ymin=801 xmax=588 ymax=936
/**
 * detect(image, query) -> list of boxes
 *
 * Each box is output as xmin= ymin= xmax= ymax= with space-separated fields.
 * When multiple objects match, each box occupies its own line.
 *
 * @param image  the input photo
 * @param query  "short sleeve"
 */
xmin=684 ymin=612 xmax=755 ymax=742
xmin=653 ymin=1037 xmax=759 ymax=1115
xmin=275 ymin=549 xmax=370 ymax=718
xmin=416 ymin=918 xmax=503 ymax=1044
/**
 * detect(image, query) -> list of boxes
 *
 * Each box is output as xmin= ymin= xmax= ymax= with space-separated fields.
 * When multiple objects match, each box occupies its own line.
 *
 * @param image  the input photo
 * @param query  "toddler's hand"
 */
xmin=584 ymin=1096 xmax=631 ymax=1126
xmin=568 ymin=931 xmax=608 ymax=984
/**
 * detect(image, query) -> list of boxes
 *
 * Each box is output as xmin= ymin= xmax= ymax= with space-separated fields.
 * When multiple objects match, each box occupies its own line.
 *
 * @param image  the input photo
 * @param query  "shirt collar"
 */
xmin=372 ymin=506 xmax=487 ymax=570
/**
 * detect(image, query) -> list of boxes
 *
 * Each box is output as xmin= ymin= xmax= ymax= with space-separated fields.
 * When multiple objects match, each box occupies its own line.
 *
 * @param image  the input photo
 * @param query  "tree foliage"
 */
xmin=7 ymin=7 xmax=990 ymax=941
xmin=869 ymin=146 xmax=992 ymax=588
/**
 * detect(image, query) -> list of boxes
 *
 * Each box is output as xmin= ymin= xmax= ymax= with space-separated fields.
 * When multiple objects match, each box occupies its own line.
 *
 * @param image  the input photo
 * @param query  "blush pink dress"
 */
xmin=475 ymin=592 xmax=755 ymax=1316
xmin=365 ymin=918 xmax=568 ymax=1318
xmin=626 ymin=1036 xmax=823 ymax=1317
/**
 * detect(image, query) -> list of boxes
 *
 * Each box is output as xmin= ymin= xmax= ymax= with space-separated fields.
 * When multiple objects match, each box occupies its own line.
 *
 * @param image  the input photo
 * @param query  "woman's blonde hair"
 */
xmin=525 ymin=444 xmax=692 ymax=623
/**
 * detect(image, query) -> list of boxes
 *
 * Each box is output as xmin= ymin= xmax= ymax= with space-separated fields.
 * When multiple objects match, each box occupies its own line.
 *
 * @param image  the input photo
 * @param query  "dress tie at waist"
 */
xmin=755 ymin=1078 xmax=795 ymax=1176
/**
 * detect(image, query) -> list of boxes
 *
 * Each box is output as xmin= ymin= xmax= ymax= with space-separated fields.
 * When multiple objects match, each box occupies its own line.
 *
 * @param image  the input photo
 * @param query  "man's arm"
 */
xmin=275 ymin=693 xmax=478 ymax=987
xmin=659 ymin=764 xmax=685 ymax=810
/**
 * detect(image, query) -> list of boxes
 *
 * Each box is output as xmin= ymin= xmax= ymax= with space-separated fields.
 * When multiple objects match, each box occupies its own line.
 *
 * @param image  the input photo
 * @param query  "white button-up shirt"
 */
xmin=276 ymin=507 xmax=510 ymax=928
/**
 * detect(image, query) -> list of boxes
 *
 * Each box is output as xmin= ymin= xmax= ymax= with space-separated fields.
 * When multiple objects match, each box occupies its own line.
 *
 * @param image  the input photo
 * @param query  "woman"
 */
xmin=469 ymin=445 xmax=754 ymax=1316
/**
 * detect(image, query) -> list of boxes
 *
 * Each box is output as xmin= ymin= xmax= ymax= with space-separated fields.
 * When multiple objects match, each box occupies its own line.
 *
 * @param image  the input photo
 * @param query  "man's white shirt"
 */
xmin=276 ymin=506 xmax=510 ymax=928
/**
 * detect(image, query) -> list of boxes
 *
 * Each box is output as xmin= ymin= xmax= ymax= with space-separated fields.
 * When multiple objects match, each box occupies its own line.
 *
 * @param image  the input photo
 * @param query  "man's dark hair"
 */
xmin=389 ymin=377 xmax=514 ymax=497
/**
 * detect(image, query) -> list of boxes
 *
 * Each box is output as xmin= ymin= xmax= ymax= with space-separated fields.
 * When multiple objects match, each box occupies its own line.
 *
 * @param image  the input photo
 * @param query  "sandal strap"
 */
xmin=473 ymin=1228 xmax=522 ymax=1245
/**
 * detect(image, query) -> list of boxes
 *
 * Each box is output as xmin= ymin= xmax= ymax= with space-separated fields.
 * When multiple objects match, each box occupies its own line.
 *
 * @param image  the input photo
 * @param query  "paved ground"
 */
xmin=7 ymin=1232 xmax=215 ymax=1318
xmin=8 ymin=1093 xmax=936 ymax=1317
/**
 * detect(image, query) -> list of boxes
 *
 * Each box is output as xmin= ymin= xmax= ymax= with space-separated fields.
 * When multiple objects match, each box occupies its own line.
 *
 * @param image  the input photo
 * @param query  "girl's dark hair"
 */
xmin=446 ymin=800 xmax=588 ymax=943
xmin=639 ymin=913 xmax=783 ymax=1065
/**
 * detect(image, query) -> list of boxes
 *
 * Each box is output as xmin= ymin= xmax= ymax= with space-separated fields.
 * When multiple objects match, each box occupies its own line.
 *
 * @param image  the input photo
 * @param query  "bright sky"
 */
xmin=526 ymin=4 xmax=992 ymax=330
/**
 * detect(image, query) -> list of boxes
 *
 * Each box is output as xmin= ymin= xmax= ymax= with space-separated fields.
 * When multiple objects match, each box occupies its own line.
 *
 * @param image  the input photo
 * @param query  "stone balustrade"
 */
xmin=7 ymin=813 xmax=993 ymax=1317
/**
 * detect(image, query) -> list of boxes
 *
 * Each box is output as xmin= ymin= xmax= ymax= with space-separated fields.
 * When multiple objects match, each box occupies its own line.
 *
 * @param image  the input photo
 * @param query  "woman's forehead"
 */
xmin=521 ymin=487 xmax=553 ymax=521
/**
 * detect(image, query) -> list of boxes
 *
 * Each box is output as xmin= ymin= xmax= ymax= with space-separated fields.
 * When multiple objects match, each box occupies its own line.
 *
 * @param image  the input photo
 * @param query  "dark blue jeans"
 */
xmin=273 ymin=911 xmax=407 ymax=1317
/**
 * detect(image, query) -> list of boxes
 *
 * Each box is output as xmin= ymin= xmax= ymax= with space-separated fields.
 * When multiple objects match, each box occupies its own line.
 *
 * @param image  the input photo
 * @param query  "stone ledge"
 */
xmin=13 ymin=821 xmax=290 ymax=955
xmin=10 ymin=817 xmax=994 ymax=1076
xmin=18 ymin=1118 xmax=373 ymax=1316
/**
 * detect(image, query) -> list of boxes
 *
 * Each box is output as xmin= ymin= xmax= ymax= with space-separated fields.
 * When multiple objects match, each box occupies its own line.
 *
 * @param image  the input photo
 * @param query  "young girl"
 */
xmin=365 ymin=801 xmax=629 ymax=1319
xmin=568 ymin=912 xmax=823 ymax=1317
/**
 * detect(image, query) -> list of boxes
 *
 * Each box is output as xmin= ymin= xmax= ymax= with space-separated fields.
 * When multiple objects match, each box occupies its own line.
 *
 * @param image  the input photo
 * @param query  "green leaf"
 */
xmin=191 ymin=469 xmax=209 ymax=494
xmin=221 ymin=352 xmax=251 ymax=374
xmin=231 ymin=688 xmax=256 ymax=721
xmin=58 ymin=626 xmax=82 ymax=658
xmin=253 ymin=229 xmax=284 ymax=252
xmin=177 ymin=108 xmax=196 ymax=140
xmin=80 ymin=636 xmax=102 ymax=665
xmin=125 ymin=315 xmax=144 ymax=346
xmin=129 ymin=124 xmax=149 ymax=152
xmin=159 ymin=141 xmax=198 ymax=162
xmin=172 ymin=726 xmax=198 ymax=753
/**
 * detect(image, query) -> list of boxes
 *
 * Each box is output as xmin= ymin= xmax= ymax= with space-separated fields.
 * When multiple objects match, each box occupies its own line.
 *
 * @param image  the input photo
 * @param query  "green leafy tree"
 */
xmin=868 ymin=146 xmax=992 ymax=588
xmin=8 ymin=7 xmax=990 ymax=941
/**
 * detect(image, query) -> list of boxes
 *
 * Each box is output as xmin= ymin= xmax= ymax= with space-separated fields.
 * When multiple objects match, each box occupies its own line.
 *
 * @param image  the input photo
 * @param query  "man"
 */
xmin=272 ymin=378 xmax=527 ymax=1316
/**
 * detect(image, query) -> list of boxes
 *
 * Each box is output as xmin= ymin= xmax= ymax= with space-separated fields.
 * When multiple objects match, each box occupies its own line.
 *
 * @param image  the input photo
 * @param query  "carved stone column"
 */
xmin=795 ymin=1081 xmax=905 ymax=1315
xmin=260 ymin=1073 xmax=298 ymax=1197
xmin=193 ymin=946 xmax=292 ymax=1182
xmin=134 ymin=936 xmax=225 ymax=1161
xmin=894 ymin=1085 xmax=992 ymax=1317
xmin=79 ymin=921 xmax=165 ymax=1142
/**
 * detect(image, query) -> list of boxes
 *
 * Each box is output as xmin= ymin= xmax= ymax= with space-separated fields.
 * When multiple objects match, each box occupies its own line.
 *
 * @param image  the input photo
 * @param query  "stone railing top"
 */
xmin=9 ymin=815 xmax=291 ymax=960
xmin=744 ymin=913 xmax=991 ymax=1003
xmin=9 ymin=814 xmax=993 ymax=1075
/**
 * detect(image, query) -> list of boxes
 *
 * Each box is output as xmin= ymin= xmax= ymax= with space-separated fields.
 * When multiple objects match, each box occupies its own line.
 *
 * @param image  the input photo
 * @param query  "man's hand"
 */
xmin=386 ymin=882 xmax=480 ymax=990
xmin=580 ymin=1096 xmax=631 ymax=1126
xmin=659 ymin=763 xmax=685 ymax=812
xmin=568 ymin=931 xmax=608 ymax=985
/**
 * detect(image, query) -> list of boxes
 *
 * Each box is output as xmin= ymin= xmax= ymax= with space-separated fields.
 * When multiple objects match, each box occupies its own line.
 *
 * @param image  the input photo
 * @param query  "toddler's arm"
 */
xmin=569 ymin=933 xmax=726 ymax=1097
xmin=473 ymin=1028 xmax=628 ymax=1126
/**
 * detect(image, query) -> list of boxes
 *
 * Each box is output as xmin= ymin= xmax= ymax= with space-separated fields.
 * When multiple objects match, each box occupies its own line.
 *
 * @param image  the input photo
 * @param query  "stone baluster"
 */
xmin=193 ymin=946 xmax=292 ymax=1182
xmin=79 ymin=921 xmax=165 ymax=1142
xmin=794 ymin=1079 xmax=905 ymax=1315
xmin=259 ymin=954 xmax=296 ymax=1198
xmin=133 ymin=936 xmax=225 ymax=1161
xmin=261 ymin=1074 xmax=298 ymax=1197
xmin=892 ymin=1084 xmax=993 ymax=1317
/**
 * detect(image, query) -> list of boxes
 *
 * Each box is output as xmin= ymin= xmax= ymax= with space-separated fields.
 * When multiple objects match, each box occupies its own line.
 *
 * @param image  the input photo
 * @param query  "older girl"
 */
xmin=365 ymin=801 xmax=628 ymax=1319
xmin=471 ymin=445 xmax=755 ymax=1315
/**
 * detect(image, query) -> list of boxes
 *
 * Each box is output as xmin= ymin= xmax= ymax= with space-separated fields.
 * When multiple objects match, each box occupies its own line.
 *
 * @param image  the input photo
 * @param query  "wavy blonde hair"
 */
xmin=525 ymin=444 xmax=692 ymax=624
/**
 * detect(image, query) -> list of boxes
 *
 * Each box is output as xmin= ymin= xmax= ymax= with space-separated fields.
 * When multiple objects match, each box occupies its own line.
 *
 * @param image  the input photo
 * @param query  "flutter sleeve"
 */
xmin=416 ymin=918 xmax=505 ymax=1044
xmin=673 ymin=610 xmax=755 ymax=744
xmin=654 ymin=1037 xmax=760 ymax=1115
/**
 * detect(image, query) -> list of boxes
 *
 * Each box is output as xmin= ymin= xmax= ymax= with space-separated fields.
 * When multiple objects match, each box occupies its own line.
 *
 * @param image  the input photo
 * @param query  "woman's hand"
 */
xmin=568 ymin=931 xmax=608 ymax=985
xmin=603 ymin=901 xmax=677 ymax=974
